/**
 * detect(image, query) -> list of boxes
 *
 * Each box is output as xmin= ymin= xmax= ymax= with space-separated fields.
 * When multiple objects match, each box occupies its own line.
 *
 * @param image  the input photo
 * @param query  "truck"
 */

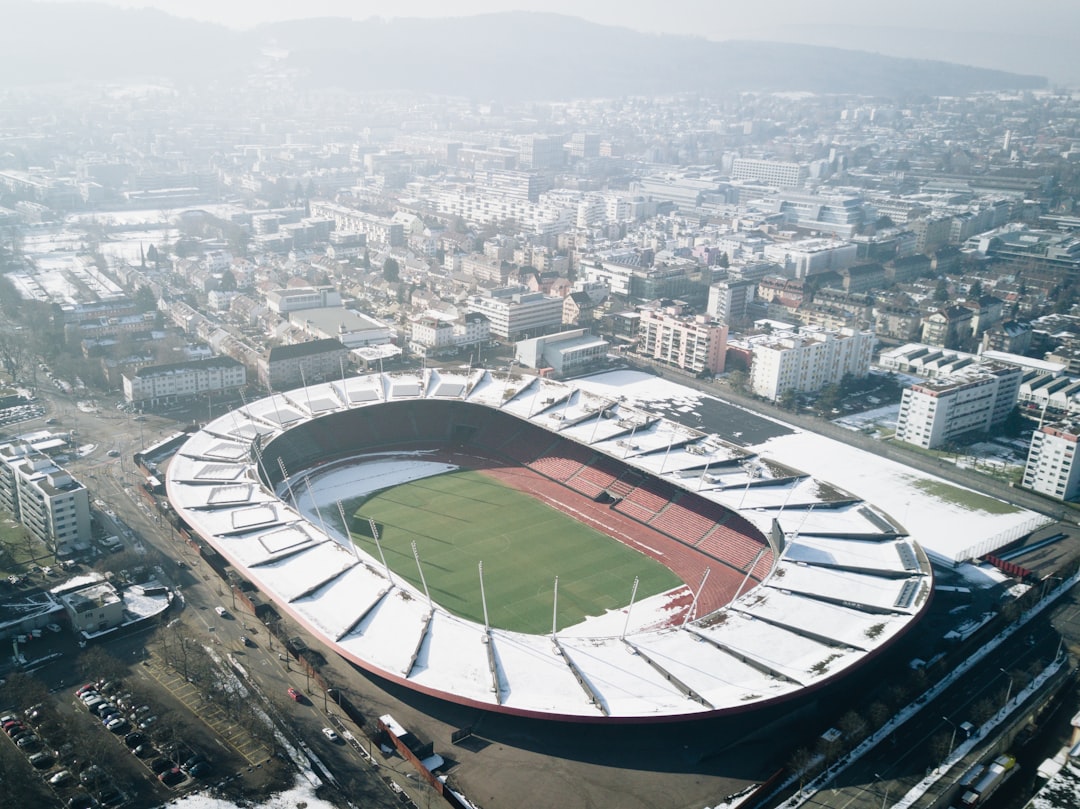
xmin=960 ymin=754 xmax=1016 ymax=807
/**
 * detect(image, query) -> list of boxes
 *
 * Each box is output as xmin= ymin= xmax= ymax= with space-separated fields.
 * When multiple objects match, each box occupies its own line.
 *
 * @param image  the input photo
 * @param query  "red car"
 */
xmin=287 ymin=687 xmax=303 ymax=702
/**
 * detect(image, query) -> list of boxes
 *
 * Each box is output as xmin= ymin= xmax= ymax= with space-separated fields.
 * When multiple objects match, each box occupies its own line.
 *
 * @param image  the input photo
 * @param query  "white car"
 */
xmin=321 ymin=727 xmax=339 ymax=742
xmin=214 ymin=606 xmax=228 ymax=617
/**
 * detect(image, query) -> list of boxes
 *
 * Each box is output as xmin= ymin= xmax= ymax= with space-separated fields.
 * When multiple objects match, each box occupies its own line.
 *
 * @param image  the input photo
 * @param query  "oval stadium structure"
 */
xmin=166 ymin=369 xmax=932 ymax=723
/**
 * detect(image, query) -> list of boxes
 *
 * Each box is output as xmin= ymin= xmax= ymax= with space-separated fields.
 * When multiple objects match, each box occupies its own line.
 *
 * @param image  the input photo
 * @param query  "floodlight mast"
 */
xmin=621 ymin=576 xmax=639 ymax=640
xmin=411 ymin=540 xmax=432 ymax=608
xmin=303 ymin=475 xmax=331 ymax=540
xmin=551 ymin=575 xmax=559 ymax=639
xmin=335 ymin=500 xmax=363 ymax=565
xmin=277 ymin=457 xmax=296 ymax=507
xmin=479 ymin=561 xmax=490 ymax=633
xmin=682 ymin=568 xmax=710 ymax=627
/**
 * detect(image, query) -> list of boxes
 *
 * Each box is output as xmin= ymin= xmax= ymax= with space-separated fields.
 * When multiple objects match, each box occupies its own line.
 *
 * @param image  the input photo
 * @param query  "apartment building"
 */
xmin=707 ymin=278 xmax=757 ymax=327
xmin=308 ymin=201 xmax=404 ymax=247
xmin=0 ymin=446 xmax=90 ymax=557
xmin=894 ymin=365 xmax=1022 ymax=449
xmin=260 ymin=338 xmax=350 ymax=391
xmin=637 ymin=305 xmax=728 ymax=376
xmin=123 ymin=356 xmax=247 ymax=406
xmin=747 ymin=326 xmax=875 ymax=401
xmin=1022 ymin=421 xmax=1080 ymax=501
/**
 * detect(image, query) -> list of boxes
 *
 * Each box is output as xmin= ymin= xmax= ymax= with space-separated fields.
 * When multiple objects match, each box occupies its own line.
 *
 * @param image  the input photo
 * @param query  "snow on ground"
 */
xmin=578 ymin=370 xmax=1047 ymax=565
xmin=833 ymin=403 xmax=900 ymax=434
xmin=755 ymin=428 xmax=1042 ymax=564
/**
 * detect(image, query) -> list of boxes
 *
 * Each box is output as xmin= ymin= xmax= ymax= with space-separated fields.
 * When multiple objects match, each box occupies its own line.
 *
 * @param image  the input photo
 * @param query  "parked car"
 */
xmin=214 ymin=606 xmax=228 ymax=617
xmin=187 ymin=760 xmax=212 ymax=777
xmin=17 ymin=734 xmax=42 ymax=750
xmin=149 ymin=757 xmax=173 ymax=774
xmin=159 ymin=767 xmax=185 ymax=786
xmin=106 ymin=717 xmax=128 ymax=732
xmin=138 ymin=715 xmax=157 ymax=730
xmin=123 ymin=731 xmax=146 ymax=749
xmin=48 ymin=770 xmax=74 ymax=786
xmin=28 ymin=751 xmax=55 ymax=768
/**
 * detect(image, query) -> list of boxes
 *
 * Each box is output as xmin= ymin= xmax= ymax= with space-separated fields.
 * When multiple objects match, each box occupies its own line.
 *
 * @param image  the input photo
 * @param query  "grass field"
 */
xmin=343 ymin=469 xmax=683 ymax=634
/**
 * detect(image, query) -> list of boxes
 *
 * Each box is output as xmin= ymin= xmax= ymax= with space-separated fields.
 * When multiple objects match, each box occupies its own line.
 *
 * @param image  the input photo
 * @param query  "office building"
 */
xmin=260 ymin=338 xmax=350 ymax=391
xmin=515 ymin=329 xmax=610 ymax=376
xmin=467 ymin=287 xmax=564 ymax=341
xmin=730 ymin=158 xmax=807 ymax=188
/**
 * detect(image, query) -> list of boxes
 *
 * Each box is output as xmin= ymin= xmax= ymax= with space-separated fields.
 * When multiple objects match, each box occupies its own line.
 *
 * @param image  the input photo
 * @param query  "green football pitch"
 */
xmin=342 ymin=469 xmax=683 ymax=635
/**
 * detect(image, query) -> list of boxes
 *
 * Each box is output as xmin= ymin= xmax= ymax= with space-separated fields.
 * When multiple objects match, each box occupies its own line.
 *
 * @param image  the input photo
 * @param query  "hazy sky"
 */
xmin=44 ymin=0 xmax=1080 ymax=81
xmin=46 ymin=0 xmax=1080 ymax=38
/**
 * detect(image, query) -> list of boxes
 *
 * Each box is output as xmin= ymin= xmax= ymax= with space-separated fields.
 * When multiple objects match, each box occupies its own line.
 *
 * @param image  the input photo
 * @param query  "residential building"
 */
xmin=467 ymin=287 xmax=564 ymax=341
xmin=894 ymin=365 xmax=1022 ymax=449
xmin=707 ymin=278 xmax=757 ymax=327
xmin=0 ymin=447 xmax=90 ymax=558
xmin=981 ymin=320 xmax=1033 ymax=355
xmin=562 ymin=291 xmax=600 ymax=327
xmin=636 ymin=304 xmax=728 ymax=376
xmin=921 ymin=305 xmax=975 ymax=349
xmin=515 ymin=328 xmax=610 ymax=376
xmin=409 ymin=312 xmax=489 ymax=357
xmin=260 ymin=338 xmax=350 ymax=391
xmin=1022 ymin=421 xmax=1080 ymax=501
xmin=123 ymin=356 xmax=246 ymax=406
xmin=746 ymin=326 xmax=875 ymax=401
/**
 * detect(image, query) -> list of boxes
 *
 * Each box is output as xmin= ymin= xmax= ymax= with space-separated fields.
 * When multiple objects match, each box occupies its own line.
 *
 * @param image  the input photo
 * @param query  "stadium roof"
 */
xmin=164 ymin=369 xmax=955 ymax=722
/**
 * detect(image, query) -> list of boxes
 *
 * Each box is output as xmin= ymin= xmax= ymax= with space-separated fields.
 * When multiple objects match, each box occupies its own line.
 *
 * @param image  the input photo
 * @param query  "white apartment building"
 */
xmin=894 ymin=365 xmax=1023 ymax=450
xmin=1022 ymin=421 xmax=1080 ymax=501
xmin=409 ymin=313 xmax=490 ymax=357
xmin=637 ymin=307 xmax=728 ymax=376
xmin=707 ymin=278 xmax=757 ymax=327
xmin=747 ymin=326 xmax=875 ymax=401
xmin=0 ymin=446 xmax=91 ymax=557
xmin=308 ymin=201 xmax=404 ymax=247
xmin=123 ymin=356 xmax=247 ymax=405
xmin=467 ymin=287 xmax=564 ymax=341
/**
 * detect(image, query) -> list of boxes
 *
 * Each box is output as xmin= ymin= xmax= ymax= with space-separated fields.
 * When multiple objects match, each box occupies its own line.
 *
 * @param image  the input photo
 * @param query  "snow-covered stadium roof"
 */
xmin=167 ymin=369 xmax=933 ymax=722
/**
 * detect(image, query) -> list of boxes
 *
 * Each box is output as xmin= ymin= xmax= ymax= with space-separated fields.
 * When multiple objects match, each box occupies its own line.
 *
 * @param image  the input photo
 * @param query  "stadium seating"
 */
xmin=528 ymin=441 xmax=594 ymax=482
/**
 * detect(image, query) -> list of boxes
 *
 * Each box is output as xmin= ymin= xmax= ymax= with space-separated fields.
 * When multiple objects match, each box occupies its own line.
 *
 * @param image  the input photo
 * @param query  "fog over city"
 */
xmin=2 ymin=2 xmax=1080 ymax=809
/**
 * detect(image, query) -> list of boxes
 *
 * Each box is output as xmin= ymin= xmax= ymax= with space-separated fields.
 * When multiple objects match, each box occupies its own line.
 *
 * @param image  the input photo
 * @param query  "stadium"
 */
xmin=166 ymin=368 xmax=933 ymax=723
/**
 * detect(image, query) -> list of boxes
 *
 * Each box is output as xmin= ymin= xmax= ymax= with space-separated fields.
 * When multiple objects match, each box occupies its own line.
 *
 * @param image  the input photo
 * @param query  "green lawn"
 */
xmin=343 ymin=469 xmax=682 ymax=634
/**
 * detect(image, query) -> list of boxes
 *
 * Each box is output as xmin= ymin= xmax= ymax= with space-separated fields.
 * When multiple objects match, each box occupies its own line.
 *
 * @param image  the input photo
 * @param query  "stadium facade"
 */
xmin=166 ymin=368 xmax=932 ymax=723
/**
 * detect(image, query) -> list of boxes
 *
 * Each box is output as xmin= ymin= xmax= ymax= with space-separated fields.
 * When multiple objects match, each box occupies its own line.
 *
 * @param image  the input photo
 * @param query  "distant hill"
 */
xmin=0 ymin=3 xmax=1046 ymax=98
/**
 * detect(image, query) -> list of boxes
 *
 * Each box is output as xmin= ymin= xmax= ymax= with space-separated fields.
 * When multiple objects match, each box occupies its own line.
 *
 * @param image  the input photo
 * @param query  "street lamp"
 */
xmin=941 ymin=717 xmax=957 ymax=760
xmin=999 ymin=668 xmax=1013 ymax=708
xmin=875 ymin=773 xmax=889 ymax=809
